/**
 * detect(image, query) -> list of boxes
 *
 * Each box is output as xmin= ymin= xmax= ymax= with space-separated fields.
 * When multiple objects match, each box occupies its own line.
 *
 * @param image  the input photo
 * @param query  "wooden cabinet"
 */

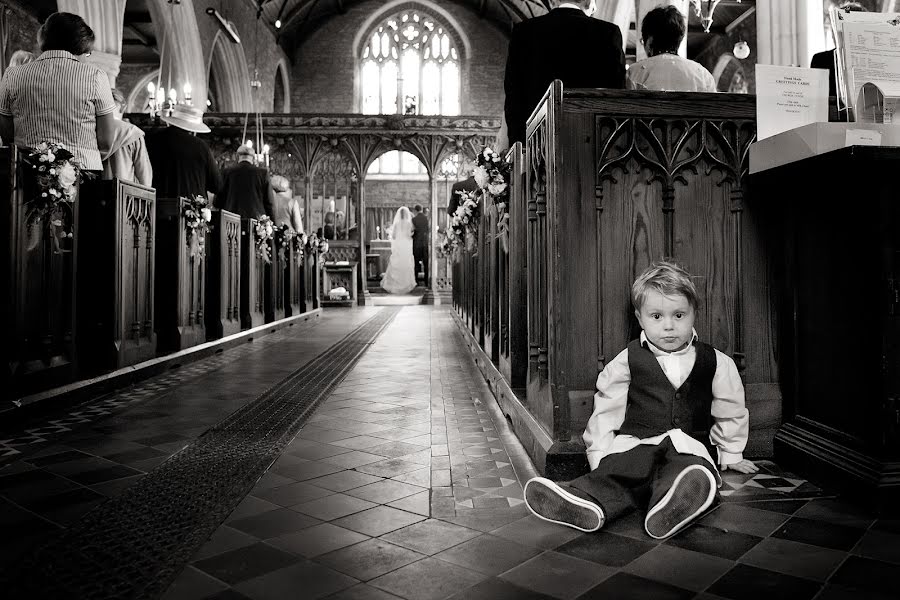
xmin=155 ymin=197 xmax=206 ymax=352
xmin=753 ymin=146 xmax=900 ymax=509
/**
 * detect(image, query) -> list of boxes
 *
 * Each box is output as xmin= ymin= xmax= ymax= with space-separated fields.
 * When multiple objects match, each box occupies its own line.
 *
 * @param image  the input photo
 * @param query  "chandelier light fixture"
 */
xmin=690 ymin=0 xmax=740 ymax=34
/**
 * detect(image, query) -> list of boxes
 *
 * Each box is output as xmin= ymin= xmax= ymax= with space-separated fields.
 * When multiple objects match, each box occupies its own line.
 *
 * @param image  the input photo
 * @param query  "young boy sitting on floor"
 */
xmin=524 ymin=261 xmax=758 ymax=539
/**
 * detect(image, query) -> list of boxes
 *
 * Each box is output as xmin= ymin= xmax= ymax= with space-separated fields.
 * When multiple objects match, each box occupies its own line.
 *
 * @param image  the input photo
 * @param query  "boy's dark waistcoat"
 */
xmin=618 ymin=339 xmax=716 ymax=448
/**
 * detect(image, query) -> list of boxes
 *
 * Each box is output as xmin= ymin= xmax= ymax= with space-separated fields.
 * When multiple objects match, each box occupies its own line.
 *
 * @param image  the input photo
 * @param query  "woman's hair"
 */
xmin=7 ymin=50 xmax=35 ymax=68
xmin=111 ymin=88 xmax=126 ymax=113
xmin=641 ymin=6 xmax=686 ymax=55
xmin=39 ymin=12 xmax=95 ymax=55
xmin=632 ymin=261 xmax=699 ymax=312
xmin=324 ymin=211 xmax=335 ymax=224
xmin=396 ymin=206 xmax=411 ymax=220
xmin=270 ymin=174 xmax=290 ymax=193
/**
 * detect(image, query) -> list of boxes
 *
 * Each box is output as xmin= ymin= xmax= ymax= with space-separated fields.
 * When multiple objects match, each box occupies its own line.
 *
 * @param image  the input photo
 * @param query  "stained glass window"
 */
xmin=367 ymin=150 xmax=427 ymax=176
xmin=360 ymin=10 xmax=460 ymax=116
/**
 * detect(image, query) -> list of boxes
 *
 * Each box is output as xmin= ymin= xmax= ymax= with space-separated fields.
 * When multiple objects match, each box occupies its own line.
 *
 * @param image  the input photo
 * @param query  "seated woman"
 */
xmin=627 ymin=6 xmax=716 ymax=93
xmin=100 ymin=88 xmax=152 ymax=186
xmin=0 ymin=12 xmax=116 ymax=174
xmin=269 ymin=174 xmax=304 ymax=233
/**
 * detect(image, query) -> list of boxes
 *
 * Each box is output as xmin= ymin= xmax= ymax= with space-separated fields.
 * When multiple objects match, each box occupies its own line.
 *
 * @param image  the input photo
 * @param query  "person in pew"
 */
xmin=503 ymin=0 xmax=625 ymax=147
xmin=524 ymin=261 xmax=758 ymax=539
xmin=0 ymin=12 xmax=116 ymax=175
xmin=99 ymin=88 xmax=152 ymax=187
xmin=626 ymin=6 xmax=716 ymax=93
xmin=269 ymin=174 xmax=304 ymax=233
xmin=811 ymin=2 xmax=868 ymax=98
xmin=217 ymin=144 xmax=275 ymax=220
xmin=6 ymin=50 xmax=35 ymax=70
xmin=146 ymin=103 xmax=221 ymax=203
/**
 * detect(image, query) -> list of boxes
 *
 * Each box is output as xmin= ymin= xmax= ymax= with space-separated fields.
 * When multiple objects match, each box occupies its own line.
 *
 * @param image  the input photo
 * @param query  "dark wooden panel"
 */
xmin=499 ymin=142 xmax=527 ymax=390
xmin=758 ymin=147 xmax=899 ymax=510
xmin=285 ymin=247 xmax=304 ymax=317
xmin=240 ymin=218 xmax=266 ymax=330
xmin=155 ymin=197 xmax=206 ymax=353
xmin=3 ymin=147 xmax=77 ymax=396
xmin=77 ymin=179 xmax=157 ymax=373
xmin=205 ymin=209 xmax=241 ymax=340
xmin=265 ymin=245 xmax=285 ymax=324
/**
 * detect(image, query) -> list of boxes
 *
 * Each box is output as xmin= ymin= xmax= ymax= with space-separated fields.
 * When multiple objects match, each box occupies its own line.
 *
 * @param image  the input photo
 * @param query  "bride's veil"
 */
xmin=391 ymin=206 xmax=412 ymax=239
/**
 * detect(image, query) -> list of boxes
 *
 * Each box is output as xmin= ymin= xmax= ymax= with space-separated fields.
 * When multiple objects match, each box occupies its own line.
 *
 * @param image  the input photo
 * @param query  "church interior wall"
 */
xmin=186 ymin=1 xmax=289 ymax=113
xmin=0 ymin=4 xmax=40 ymax=77
xmin=290 ymin=0 xmax=509 ymax=115
xmin=364 ymin=179 xmax=432 ymax=207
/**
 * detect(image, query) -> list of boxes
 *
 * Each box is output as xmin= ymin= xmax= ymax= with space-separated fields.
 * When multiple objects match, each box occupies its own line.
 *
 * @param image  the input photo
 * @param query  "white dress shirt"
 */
xmin=626 ymin=54 xmax=717 ymax=93
xmin=582 ymin=329 xmax=749 ymax=485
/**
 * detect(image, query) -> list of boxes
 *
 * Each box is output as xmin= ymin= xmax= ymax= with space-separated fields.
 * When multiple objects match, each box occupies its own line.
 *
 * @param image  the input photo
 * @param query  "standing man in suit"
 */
xmin=412 ymin=204 xmax=429 ymax=286
xmin=504 ymin=0 xmax=626 ymax=147
xmin=217 ymin=144 xmax=275 ymax=220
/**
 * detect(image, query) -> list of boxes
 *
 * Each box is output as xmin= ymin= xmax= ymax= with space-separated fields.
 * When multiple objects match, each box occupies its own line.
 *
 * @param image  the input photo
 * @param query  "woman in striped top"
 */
xmin=0 ymin=12 xmax=116 ymax=172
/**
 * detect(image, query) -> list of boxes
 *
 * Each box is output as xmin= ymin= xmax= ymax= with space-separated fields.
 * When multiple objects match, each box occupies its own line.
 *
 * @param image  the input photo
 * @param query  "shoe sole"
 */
xmin=523 ymin=477 xmax=604 ymax=533
xmin=645 ymin=464 xmax=716 ymax=539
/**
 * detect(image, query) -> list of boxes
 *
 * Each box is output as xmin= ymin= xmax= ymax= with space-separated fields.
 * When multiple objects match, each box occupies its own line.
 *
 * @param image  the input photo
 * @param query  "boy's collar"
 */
xmin=640 ymin=329 xmax=699 ymax=356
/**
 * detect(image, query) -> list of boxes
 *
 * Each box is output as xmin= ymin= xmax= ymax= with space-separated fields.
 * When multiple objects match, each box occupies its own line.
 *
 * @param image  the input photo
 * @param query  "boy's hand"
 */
xmin=723 ymin=459 xmax=758 ymax=474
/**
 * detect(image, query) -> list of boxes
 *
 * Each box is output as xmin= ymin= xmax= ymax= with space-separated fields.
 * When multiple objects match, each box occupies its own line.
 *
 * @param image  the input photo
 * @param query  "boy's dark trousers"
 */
xmin=569 ymin=437 xmax=717 ymax=522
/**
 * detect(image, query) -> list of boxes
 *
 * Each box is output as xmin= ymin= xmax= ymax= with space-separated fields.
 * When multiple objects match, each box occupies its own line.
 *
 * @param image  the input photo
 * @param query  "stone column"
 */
xmin=594 ymin=0 xmax=634 ymax=51
xmin=57 ymin=0 xmax=126 ymax=85
xmin=757 ymin=0 xmax=825 ymax=67
xmin=635 ymin=0 xmax=689 ymax=60
xmin=145 ymin=0 xmax=208 ymax=111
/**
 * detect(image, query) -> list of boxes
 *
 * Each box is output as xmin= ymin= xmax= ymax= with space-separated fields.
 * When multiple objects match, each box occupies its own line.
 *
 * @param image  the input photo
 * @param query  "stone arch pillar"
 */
xmin=57 ymin=0 xmax=126 ymax=85
xmin=147 ymin=0 xmax=208 ymax=110
xmin=757 ymin=0 xmax=825 ymax=67
xmin=635 ymin=0 xmax=689 ymax=60
xmin=205 ymin=30 xmax=252 ymax=112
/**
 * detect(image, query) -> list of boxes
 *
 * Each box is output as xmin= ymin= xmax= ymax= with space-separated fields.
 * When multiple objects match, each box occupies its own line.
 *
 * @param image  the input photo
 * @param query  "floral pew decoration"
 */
xmin=23 ymin=141 xmax=83 ymax=252
xmin=473 ymin=146 xmax=512 ymax=251
xmin=439 ymin=189 xmax=480 ymax=261
xmin=255 ymin=215 xmax=275 ymax=264
xmin=182 ymin=195 xmax=212 ymax=259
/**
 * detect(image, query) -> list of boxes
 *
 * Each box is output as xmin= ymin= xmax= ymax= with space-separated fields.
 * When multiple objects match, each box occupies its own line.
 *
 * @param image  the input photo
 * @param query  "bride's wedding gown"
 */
xmin=381 ymin=220 xmax=417 ymax=294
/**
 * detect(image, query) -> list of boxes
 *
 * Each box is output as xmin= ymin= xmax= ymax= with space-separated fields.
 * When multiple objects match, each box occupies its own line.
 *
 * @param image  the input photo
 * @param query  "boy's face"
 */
xmin=635 ymin=290 xmax=696 ymax=352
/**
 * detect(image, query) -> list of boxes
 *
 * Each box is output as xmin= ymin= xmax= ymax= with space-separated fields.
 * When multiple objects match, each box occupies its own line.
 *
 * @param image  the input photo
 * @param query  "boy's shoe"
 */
xmin=644 ymin=464 xmax=717 ymax=539
xmin=523 ymin=477 xmax=605 ymax=532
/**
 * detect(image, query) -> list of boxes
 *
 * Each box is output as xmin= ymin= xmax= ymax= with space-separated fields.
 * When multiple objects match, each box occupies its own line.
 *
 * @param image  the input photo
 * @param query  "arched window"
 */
xmin=360 ymin=10 xmax=460 ymax=116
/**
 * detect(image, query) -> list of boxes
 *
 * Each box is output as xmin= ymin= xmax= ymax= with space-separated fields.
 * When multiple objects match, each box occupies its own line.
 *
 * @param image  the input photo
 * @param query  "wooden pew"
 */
xmin=512 ymin=84 xmax=766 ymax=478
xmin=482 ymin=193 xmax=499 ymax=363
xmin=155 ymin=197 xmax=206 ymax=352
xmin=240 ymin=218 xmax=266 ymax=330
xmin=76 ymin=180 xmax=157 ymax=373
xmin=205 ymin=209 xmax=241 ymax=340
xmin=265 ymin=239 xmax=285 ymax=323
xmin=499 ymin=142 xmax=527 ymax=390
xmin=285 ymin=245 xmax=304 ymax=317
xmin=2 ymin=147 xmax=78 ymax=394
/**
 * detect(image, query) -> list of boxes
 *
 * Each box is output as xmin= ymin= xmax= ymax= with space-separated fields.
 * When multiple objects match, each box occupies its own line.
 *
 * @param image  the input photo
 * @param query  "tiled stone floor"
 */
xmin=1 ymin=306 xmax=898 ymax=600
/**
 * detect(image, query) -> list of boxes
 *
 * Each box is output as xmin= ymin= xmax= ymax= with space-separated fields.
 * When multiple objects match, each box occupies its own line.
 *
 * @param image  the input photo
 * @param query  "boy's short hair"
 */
xmin=632 ymin=261 xmax=700 ymax=312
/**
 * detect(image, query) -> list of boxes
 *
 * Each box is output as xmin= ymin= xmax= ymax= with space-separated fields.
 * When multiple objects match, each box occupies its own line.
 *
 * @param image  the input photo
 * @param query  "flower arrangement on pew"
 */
xmin=274 ymin=224 xmax=296 ymax=263
xmin=473 ymin=146 xmax=512 ymax=251
xmin=291 ymin=231 xmax=307 ymax=261
xmin=182 ymin=195 xmax=212 ymax=259
xmin=22 ymin=141 xmax=83 ymax=252
xmin=439 ymin=189 xmax=480 ymax=260
xmin=255 ymin=215 xmax=275 ymax=263
xmin=305 ymin=232 xmax=329 ymax=265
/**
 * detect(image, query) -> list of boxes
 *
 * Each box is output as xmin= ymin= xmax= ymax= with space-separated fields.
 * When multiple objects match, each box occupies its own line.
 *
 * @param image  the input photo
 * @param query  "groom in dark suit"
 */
xmin=504 ymin=0 xmax=626 ymax=146
xmin=412 ymin=205 xmax=429 ymax=286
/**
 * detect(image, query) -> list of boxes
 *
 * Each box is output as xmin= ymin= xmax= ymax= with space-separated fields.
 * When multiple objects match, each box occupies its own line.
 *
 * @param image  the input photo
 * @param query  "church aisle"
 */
xmin=0 ymin=307 xmax=896 ymax=600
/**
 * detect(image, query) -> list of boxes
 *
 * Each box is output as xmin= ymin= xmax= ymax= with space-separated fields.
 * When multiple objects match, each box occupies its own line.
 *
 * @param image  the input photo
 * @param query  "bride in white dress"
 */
xmin=380 ymin=206 xmax=417 ymax=294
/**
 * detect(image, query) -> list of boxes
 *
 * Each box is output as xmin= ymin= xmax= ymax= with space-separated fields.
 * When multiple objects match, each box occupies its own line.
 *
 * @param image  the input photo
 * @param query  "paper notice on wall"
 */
xmin=755 ymin=65 xmax=829 ymax=140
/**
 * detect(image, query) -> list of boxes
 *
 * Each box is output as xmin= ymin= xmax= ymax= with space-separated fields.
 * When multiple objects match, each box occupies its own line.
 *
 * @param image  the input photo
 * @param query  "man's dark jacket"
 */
xmin=412 ymin=211 xmax=429 ymax=248
xmin=811 ymin=50 xmax=837 ymax=97
xmin=218 ymin=161 xmax=274 ymax=220
xmin=504 ymin=7 xmax=625 ymax=146
xmin=146 ymin=127 xmax=222 ymax=199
